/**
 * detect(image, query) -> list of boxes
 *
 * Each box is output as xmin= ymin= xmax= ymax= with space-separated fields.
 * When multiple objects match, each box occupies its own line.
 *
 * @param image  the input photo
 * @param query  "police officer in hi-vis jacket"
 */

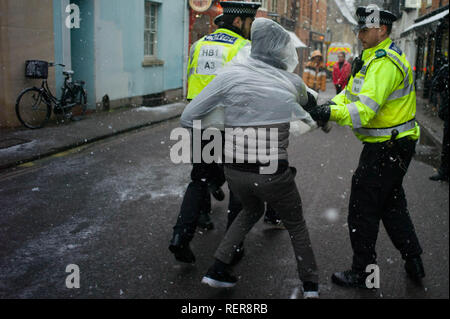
xmin=304 ymin=4 xmax=425 ymax=288
xmin=169 ymin=1 xmax=262 ymax=265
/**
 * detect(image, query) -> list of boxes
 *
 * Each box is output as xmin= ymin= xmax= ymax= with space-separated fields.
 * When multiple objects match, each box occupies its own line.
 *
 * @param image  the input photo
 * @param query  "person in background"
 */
xmin=332 ymin=51 xmax=351 ymax=94
xmin=303 ymin=50 xmax=327 ymax=93
xmin=303 ymin=50 xmax=332 ymax=133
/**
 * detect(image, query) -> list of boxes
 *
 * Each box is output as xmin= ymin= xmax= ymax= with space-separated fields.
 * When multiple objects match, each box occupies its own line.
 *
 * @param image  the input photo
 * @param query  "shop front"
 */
xmin=403 ymin=6 xmax=449 ymax=98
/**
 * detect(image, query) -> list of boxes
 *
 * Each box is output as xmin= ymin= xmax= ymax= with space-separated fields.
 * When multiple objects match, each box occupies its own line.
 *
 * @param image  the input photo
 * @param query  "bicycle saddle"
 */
xmin=63 ymin=70 xmax=74 ymax=76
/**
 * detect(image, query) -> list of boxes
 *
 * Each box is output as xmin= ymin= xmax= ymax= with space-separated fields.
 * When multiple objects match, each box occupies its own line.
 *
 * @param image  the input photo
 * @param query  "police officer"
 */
xmin=169 ymin=1 xmax=261 ymax=264
xmin=304 ymin=5 xmax=425 ymax=287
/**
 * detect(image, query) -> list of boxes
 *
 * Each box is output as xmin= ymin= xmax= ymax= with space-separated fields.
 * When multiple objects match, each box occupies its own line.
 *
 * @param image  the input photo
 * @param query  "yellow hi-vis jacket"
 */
xmin=330 ymin=37 xmax=420 ymax=143
xmin=187 ymin=28 xmax=249 ymax=100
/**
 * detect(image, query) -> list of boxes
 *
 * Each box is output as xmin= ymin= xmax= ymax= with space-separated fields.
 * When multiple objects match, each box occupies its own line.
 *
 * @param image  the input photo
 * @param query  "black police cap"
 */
xmin=220 ymin=1 xmax=261 ymax=18
xmin=355 ymin=5 xmax=397 ymax=30
xmin=214 ymin=14 xmax=224 ymax=26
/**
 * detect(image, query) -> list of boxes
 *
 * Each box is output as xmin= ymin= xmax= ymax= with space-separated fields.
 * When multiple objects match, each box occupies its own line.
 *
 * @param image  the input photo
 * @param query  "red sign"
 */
xmin=189 ymin=0 xmax=213 ymax=12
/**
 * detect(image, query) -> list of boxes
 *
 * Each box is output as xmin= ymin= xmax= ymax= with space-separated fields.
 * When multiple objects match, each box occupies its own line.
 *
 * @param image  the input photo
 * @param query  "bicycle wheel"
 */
xmin=15 ymin=88 xmax=52 ymax=129
xmin=71 ymin=88 xmax=87 ymax=118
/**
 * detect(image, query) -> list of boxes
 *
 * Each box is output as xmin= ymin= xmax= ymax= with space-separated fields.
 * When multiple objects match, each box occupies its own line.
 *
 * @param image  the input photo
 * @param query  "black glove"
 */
xmin=308 ymin=101 xmax=334 ymax=122
xmin=303 ymin=92 xmax=317 ymax=113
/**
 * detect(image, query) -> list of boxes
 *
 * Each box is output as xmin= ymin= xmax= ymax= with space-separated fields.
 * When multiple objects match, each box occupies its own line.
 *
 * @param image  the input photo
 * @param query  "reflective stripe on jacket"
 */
xmin=330 ymin=38 xmax=420 ymax=143
xmin=187 ymin=28 xmax=249 ymax=100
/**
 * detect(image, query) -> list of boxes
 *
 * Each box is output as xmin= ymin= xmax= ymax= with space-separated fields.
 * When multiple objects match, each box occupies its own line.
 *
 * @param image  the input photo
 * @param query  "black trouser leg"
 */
xmin=172 ymin=163 xmax=212 ymax=242
xmin=348 ymin=138 xmax=423 ymax=271
xmin=348 ymin=175 xmax=381 ymax=271
xmin=226 ymin=189 xmax=243 ymax=230
xmin=172 ymin=180 xmax=209 ymax=242
xmin=226 ymin=187 xmax=281 ymax=229
xmin=381 ymin=185 xmax=423 ymax=260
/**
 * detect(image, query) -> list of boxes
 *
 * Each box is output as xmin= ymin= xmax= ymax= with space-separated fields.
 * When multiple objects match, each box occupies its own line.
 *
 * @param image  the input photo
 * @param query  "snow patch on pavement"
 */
xmin=0 ymin=218 xmax=100 ymax=298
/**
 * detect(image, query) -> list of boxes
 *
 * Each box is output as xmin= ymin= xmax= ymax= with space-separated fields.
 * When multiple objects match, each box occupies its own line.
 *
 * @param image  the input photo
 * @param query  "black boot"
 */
xmin=331 ymin=269 xmax=369 ymax=288
xmin=168 ymin=234 xmax=195 ymax=263
xmin=404 ymin=256 xmax=425 ymax=282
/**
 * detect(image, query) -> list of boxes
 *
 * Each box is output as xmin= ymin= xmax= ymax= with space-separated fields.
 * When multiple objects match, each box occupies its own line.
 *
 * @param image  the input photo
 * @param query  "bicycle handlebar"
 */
xmin=48 ymin=62 xmax=66 ymax=67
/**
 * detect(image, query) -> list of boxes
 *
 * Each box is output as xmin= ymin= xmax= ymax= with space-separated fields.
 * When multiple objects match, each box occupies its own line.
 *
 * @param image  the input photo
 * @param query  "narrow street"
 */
xmin=0 ymin=84 xmax=448 ymax=299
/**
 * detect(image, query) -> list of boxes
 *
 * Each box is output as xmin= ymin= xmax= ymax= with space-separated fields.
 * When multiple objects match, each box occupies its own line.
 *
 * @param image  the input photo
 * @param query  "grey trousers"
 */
xmin=215 ymin=166 xmax=319 ymax=283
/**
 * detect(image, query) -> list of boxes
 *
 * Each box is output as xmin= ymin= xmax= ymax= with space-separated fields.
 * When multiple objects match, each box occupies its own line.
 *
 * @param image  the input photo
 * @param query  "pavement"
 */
xmin=0 ymin=84 xmax=445 ymax=173
xmin=0 ymin=102 xmax=186 ymax=171
xmin=415 ymin=92 xmax=446 ymax=147
xmin=0 ymin=81 xmax=447 ymax=299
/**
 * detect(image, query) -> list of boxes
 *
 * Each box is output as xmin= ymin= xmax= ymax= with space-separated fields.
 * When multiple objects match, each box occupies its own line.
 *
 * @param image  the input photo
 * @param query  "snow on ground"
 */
xmin=133 ymin=103 xmax=184 ymax=114
xmin=0 ymin=140 xmax=36 ymax=154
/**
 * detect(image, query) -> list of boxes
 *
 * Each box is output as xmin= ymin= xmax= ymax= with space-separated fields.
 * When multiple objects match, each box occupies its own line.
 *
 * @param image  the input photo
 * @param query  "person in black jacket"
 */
xmin=429 ymin=61 xmax=449 ymax=182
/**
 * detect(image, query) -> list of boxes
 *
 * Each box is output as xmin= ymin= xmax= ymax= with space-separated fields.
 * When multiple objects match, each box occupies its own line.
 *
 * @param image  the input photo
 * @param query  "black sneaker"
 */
xmin=201 ymin=266 xmax=237 ymax=288
xmin=168 ymin=234 xmax=195 ymax=263
xmin=198 ymin=211 xmax=214 ymax=230
xmin=405 ymin=256 xmax=425 ymax=282
xmin=229 ymin=243 xmax=245 ymax=266
xmin=208 ymin=184 xmax=225 ymax=201
xmin=302 ymin=281 xmax=320 ymax=299
xmin=331 ymin=269 xmax=369 ymax=288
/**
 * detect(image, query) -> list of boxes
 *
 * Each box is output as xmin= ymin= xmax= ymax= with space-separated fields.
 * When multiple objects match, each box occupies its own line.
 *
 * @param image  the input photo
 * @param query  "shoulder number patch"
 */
xmin=375 ymin=49 xmax=386 ymax=58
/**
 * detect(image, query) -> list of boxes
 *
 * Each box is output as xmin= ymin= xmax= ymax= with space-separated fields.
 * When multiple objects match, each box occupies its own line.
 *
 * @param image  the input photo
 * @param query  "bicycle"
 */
xmin=15 ymin=60 xmax=87 ymax=129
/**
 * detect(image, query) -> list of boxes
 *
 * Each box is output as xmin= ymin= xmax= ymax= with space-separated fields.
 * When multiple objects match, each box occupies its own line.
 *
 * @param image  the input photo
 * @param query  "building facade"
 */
xmin=388 ymin=0 xmax=449 ymax=97
xmin=0 ymin=0 xmax=188 ymax=128
xmin=0 ymin=0 xmax=57 ymax=128
xmin=260 ymin=0 xmax=328 ymax=75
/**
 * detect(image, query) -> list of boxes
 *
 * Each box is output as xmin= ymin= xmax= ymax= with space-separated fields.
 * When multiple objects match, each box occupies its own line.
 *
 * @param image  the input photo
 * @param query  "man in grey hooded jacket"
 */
xmin=181 ymin=18 xmax=320 ymax=298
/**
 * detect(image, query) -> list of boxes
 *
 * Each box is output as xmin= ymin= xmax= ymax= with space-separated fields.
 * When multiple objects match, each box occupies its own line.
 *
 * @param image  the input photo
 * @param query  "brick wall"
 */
xmin=0 ymin=0 xmax=56 ymax=128
xmin=419 ymin=0 xmax=449 ymax=16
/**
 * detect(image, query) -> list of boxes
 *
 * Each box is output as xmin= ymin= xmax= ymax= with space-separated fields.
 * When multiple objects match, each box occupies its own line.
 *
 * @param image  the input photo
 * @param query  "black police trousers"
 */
xmin=172 ymin=127 xmax=243 ymax=242
xmin=171 ymin=130 xmax=280 ymax=243
xmin=348 ymin=137 xmax=423 ymax=272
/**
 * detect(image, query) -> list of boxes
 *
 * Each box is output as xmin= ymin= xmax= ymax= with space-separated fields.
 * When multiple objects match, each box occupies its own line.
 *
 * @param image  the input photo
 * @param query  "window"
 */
xmin=144 ymin=1 xmax=158 ymax=57
xmin=261 ymin=0 xmax=268 ymax=10
xmin=271 ymin=0 xmax=278 ymax=12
